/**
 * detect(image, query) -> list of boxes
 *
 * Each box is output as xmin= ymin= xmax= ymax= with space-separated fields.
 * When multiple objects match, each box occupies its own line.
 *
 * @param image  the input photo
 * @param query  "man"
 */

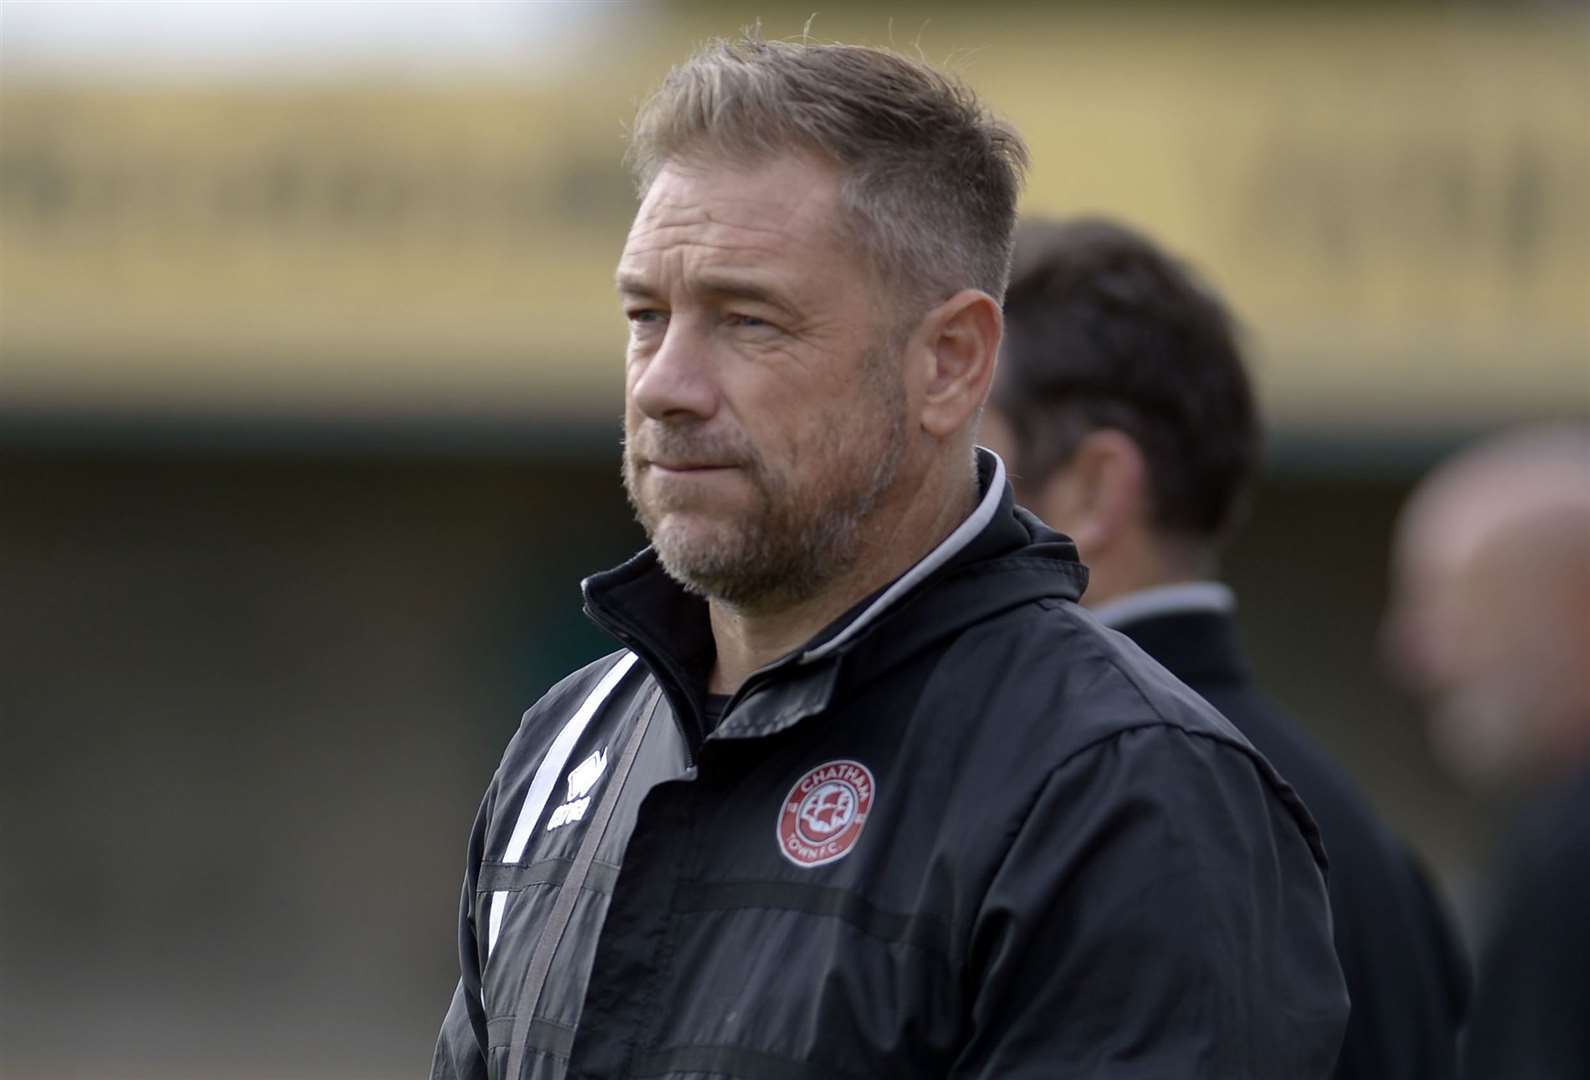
xmin=433 ymin=38 xmax=1347 ymax=1080
xmin=1384 ymin=424 xmax=1590 ymax=1079
xmin=983 ymin=217 xmax=1468 ymax=1080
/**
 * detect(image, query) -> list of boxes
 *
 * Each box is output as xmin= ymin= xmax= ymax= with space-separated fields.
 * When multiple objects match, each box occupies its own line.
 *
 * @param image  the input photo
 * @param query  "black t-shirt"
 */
xmin=702 ymin=693 xmax=731 ymax=734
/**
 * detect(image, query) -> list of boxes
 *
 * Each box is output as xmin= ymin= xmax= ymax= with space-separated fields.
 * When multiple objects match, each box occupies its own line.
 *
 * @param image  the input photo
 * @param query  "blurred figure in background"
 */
xmin=1385 ymin=424 xmax=1590 ymax=1079
xmin=983 ymin=216 xmax=1469 ymax=1080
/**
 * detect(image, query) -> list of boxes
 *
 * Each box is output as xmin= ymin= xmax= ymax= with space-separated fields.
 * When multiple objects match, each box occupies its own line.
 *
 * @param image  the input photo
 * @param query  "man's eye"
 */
xmin=726 ymin=313 xmax=772 ymax=330
xmin=627 ymin=309 xmax=666 ymax=327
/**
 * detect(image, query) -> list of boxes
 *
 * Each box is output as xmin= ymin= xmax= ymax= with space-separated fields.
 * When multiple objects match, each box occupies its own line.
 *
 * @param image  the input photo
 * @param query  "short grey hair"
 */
xmin=628 ymin=33 xmax=1029 ymax=316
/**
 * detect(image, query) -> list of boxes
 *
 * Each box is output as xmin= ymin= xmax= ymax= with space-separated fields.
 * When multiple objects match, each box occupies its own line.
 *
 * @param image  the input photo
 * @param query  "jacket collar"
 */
xmin=1109 ymin=606 xmax=1252 ymax=689
xmin=797 ymin=450 xmax=1010 ymax=663
xmin=1092 ymin=582 xmax=1235 ymax=629
xmin=581 ymin=449 xmax=1088 ymax=744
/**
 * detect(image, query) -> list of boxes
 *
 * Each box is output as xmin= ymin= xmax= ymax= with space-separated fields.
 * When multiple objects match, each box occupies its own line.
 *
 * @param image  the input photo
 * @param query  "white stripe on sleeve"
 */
xmin=486 ymin=650 xmax=638 ymax=958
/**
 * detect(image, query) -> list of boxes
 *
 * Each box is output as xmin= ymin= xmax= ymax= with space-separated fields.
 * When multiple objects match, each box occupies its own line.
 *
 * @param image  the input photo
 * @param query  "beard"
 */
xmin=623 ymin=347 xmax=909 ymax=610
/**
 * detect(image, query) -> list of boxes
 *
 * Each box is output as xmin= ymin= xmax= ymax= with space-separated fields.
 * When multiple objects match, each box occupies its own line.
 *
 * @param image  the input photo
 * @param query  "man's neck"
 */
xmin=705 ymin=467 xmax=978 ymax=696
xmin=1077 ymin=532 xmax=1216 ymax=613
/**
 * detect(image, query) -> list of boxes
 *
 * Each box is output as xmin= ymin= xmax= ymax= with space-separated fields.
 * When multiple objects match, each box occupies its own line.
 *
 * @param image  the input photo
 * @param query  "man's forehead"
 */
xmin=619 ymin=156 xmax=847 ymax=269
xmin=1402 ymin=452 xmax=1590 ymax=574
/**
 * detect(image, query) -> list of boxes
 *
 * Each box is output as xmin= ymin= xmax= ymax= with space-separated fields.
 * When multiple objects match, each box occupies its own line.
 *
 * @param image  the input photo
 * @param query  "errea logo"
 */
xmin=546 ymin=748 xmax=607 ymax=832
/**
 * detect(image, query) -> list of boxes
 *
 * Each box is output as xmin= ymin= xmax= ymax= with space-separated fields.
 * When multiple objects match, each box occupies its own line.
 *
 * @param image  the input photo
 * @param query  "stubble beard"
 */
xmin=623 ymin=349 xmax=909 ymax=610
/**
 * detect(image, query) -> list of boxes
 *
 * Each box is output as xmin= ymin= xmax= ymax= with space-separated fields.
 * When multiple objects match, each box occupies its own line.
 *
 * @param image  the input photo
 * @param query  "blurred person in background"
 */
xmin=1384 ymin=424 xmax=1590 ymax=1079
xmin=982 ymin=216 xmax=1470 ymax=1080
xmin=433 ymin=37 xmax=1349 ymax=1080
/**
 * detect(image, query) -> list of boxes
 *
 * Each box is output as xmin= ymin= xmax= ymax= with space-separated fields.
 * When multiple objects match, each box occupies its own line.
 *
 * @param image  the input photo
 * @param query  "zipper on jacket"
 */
xmin=595 ymin=622 xmax=704 ymax=766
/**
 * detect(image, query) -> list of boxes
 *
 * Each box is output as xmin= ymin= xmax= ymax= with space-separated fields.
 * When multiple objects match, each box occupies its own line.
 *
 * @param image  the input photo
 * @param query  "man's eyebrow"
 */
xmin=615 ymin=270 xmax=797 ymax=313
xmin=615 ymin=270 xmax=657 ymax=297
xmin=693 ymin=275 xmax=789 ymax=308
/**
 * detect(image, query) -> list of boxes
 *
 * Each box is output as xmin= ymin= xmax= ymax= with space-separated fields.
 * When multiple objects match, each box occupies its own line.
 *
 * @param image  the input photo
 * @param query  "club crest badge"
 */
xmin=777 ymin=759 xmax=875 ymax=867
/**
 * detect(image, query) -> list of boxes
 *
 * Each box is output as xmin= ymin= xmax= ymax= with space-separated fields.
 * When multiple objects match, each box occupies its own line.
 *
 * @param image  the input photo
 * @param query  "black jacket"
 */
xmin=1463 ymin=768 xmax=1590 ymax=1080
xmin=1115 ymin=608 xmax=1469 ymax=1080
xmin=433 ymin=455 xmax=1349 ymax=1079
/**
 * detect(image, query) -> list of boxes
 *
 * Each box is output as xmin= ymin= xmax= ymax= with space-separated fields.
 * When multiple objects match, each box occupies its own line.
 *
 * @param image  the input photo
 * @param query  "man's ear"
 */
xmin=1034 ymin=428 xmax=1148 ymax=555
xmin=915 ymin=289 xmax=1002 ymax=439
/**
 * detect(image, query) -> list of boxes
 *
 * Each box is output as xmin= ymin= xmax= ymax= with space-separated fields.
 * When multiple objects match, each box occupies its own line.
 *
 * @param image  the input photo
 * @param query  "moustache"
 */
xmin=626 ymin=423 xmax=760 ymax=473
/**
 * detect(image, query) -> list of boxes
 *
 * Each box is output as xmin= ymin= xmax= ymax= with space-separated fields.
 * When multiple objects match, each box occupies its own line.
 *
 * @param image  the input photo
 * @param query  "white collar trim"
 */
xmin=802 ymin=448 xmax=1006 ymax=663
xmin=1091 ymin=581 xmax=1236 ymax=629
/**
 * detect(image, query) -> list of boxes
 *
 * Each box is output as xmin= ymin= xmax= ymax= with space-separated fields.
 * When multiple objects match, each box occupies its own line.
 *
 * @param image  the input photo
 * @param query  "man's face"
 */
xmin=617 ymin=154 xmax=913 ymax=609
xmin=1385 ymin=529 xmax=1533 ymax=786
xmin=1386 ymin=505 xmax=1590 ymax=789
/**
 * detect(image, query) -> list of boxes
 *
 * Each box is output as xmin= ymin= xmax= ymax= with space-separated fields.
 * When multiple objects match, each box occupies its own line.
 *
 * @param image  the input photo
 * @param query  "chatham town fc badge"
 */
xmin=777 ymin=759 xmax=875 ymax=867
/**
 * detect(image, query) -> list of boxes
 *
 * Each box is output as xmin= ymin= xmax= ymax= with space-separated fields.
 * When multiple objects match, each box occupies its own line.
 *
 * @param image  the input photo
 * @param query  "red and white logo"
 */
xmin=777 ymin=759 xmax=875 ymax=868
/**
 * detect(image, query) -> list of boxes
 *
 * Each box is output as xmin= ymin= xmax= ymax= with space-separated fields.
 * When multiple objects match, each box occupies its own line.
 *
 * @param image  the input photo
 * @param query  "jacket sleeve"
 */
xmin=431 ymin=777 xmax=500 ymax=1080
xmin=1328 ymin=837 xmax=1469 ymax=1080
xmin=953 ymin=724 xmax=1349 ymax=1079
xmin=432 ymin=978 xmax=489 ymax=1080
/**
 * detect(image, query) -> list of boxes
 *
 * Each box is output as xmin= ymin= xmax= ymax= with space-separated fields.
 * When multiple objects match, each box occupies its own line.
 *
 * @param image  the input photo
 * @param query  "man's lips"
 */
xmin=645 ymin=459 xmax=741 ymax=472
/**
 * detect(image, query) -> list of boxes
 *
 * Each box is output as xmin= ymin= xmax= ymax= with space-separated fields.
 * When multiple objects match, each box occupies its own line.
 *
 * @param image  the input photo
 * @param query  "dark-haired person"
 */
xmin=983 ymin=216 xmax=1468 ymax=1080
xmin=432 ymin=41 xmax=1347 ymax=1080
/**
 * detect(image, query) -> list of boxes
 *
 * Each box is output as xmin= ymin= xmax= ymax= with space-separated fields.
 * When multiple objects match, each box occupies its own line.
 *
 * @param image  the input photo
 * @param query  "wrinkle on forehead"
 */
xmin=619 ymin=157 xmax=849 ymax=284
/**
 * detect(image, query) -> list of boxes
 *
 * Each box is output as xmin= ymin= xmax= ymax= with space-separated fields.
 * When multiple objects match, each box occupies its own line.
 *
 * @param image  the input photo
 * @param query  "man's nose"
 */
xmin=630 ymin=318 xmax=719 ymax=422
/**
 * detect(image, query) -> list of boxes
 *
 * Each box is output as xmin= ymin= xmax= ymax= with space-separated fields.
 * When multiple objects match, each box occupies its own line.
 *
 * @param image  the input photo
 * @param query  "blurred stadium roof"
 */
xmin=1 ymin=3 xmax=1585 ymax=461
xmin=0 ymin=0 xmax=620 ymax=83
